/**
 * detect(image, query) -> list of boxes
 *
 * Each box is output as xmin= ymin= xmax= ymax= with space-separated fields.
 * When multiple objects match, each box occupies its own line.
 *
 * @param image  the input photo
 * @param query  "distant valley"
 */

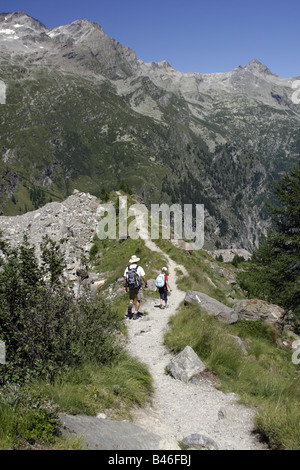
xmin=0 ymin=10 xmax=299 ymax=250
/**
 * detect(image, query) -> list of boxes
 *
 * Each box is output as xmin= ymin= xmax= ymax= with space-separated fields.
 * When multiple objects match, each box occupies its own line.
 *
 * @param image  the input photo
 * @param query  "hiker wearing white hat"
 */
xmin=155 ymin=266 xmax=172 ymax=309
xmin=124 ymin=255 xmax=148 ymax=320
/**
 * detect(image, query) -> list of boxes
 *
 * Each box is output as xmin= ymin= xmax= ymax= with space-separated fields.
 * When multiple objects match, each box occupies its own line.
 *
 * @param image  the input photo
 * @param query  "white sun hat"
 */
xmin=129 ymin=255 xmax=140 ymax=263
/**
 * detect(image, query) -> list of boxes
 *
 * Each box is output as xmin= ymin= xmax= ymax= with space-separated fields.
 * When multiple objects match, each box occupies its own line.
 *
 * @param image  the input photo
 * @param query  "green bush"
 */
xmin=0 ymin=235 xmax=122 ymax=384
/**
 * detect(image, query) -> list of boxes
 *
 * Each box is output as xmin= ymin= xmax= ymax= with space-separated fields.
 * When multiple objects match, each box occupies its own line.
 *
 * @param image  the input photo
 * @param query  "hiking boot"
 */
xmin=160 ymin=305 xmax=164 ymax=309
xmin=127 ymin=302 xmax=133 ymax=318
xmin=132 ymin=312 xmax=139 ymax=320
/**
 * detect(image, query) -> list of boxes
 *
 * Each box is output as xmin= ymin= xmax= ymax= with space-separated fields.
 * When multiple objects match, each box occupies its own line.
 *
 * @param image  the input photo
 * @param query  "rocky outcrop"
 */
xmin=184 ymin=290 xmax=286 ymax=328
xmin=0 ymin=189 xmax=103 ymax=294
xmin=207 ymin=249 xmax=252 ymax=262
xmin=232 ymin=299 xmax=286 ymax=326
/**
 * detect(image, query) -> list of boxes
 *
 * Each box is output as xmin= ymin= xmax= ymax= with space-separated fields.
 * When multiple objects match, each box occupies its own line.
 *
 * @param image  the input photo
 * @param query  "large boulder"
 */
xmin=184 ymin=291 xmax=286 ymax=328
xmin=232 ymin=299 xmax=286 ymax=326
xmin=184 ymin=291 xmax=238 ymax=323
xmin=166 ymin=345 xmax=206 ymax=383
xmin=60 ymin=414 xmax=162 ymax=450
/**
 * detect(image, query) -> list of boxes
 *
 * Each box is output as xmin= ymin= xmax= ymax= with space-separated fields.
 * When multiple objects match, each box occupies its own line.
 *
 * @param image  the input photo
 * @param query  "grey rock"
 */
xmin=207 ymin=249 xmax=252 ymax=263
xmin=147 ymin=279 xmax=157 ymax=291
xmin=215 ymin=310 xmax=239 ymax=324
xmin=166 ymin=345 xmax=206 ymax=383
xmin=0 ymin=190 xmax=104 ymax=295
xmin=185 ymin=291 xmax=286 ymax=327
xmin=139 ymin=326 xmax=151 ymax=334
xmin=60 ymin=414 xmax=162 ymax=450
xmin=218 ymin=408 xmax=227 ymax=420
xmin=182 ymin=433 xmax=219 ymax=450
xmin=233 ymin=299 xmax=285 ymax=325
xmin=218 ymin=407 xmax=238 ymax=422
xmin=228 ymin=335 xmax=248 ymax=354
xmin=184 ymin=291 xmax=233 ymax=318
xmin=0 ymin=340 xmax=5 ymax=364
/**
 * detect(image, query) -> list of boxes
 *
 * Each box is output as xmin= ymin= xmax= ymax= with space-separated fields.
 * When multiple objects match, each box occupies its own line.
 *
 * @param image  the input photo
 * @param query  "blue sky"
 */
xmin=1 ymin=0 xmax=299 ymax=77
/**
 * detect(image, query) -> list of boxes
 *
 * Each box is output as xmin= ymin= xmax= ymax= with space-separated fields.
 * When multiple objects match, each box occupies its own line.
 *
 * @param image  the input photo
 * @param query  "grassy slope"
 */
xmin=0 ymin=195 xmax=299 ymax=451
xmin=89 ymin=205 xmax=300 ymax=450
xmin=155 ymin=239 xmax=300 ymax=450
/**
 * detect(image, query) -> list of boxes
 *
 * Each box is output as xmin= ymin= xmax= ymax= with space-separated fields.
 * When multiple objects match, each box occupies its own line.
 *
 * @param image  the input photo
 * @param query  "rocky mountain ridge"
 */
xmin=0 ymin=188 xmax=248 ymax=297
xmin=0 ymin=189 xmax=103 ymax=295
xmin=0 ymin=11 xmax=299 ymax=250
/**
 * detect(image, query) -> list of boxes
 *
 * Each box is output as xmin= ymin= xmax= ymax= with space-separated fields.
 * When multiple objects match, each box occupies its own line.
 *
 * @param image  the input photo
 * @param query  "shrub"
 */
xmin=0 ymin=236 xmax=122 ymax=384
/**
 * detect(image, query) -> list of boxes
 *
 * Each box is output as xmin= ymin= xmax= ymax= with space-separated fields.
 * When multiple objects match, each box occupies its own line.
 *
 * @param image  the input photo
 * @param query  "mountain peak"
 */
xmin=48 ymin=17 xmax=104 ymax=43
xmin=242 ymin=59 xmax=274 ymax=76
xmin=0 ymin=10 xmax=46 ymax=30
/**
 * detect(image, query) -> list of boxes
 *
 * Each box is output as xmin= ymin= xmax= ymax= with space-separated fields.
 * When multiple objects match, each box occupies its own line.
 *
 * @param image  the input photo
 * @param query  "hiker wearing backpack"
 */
xmin=155 ymin=267 xmax=172 ymax=309
xmin=124 ymin=255 xmax=148 ymax=320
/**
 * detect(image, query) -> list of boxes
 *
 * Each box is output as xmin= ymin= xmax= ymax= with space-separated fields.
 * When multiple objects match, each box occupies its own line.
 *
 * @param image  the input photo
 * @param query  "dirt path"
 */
xmin=126 ymin=239 xmax=266 ymax=450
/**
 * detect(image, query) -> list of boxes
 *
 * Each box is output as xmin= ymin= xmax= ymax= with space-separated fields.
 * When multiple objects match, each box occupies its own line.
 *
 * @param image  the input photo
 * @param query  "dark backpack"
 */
xmin=126 ymin=265 xmax=141 ymax=289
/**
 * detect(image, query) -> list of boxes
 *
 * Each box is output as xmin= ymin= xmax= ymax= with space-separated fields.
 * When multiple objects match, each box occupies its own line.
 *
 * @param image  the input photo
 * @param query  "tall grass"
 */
xmin=34 ymin=352 xmax=153 ymax=419
xmin=164 ymin=303 xmax=300 ymax=450
xmin=0 ymin=352 xmax=153 ymax=449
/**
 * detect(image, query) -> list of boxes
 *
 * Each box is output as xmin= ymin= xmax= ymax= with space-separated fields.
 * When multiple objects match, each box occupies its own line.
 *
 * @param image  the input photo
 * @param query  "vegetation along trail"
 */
xmin=126 ymin=239 xmax=267 ymax=450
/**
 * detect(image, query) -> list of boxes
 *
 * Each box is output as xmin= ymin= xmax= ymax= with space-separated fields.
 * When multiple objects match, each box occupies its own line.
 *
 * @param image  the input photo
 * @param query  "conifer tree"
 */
xmin=239 ymin=161 xmax=300 ymax=331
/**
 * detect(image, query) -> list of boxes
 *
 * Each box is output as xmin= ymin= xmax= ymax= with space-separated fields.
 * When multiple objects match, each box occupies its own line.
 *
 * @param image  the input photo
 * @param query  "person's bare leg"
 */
xmin=127 ymin=296 xmax=134 ymax=317
xmin=132 ymin=300 xmax=140 ymax=319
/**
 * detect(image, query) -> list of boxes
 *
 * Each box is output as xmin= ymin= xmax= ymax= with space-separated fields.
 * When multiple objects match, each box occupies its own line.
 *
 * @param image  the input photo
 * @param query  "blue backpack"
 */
xmin=155 ymin=273 xmax=165 ymax=288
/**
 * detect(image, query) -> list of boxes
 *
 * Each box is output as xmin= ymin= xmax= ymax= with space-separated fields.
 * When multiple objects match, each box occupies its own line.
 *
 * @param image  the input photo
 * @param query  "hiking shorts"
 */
xmin=129 ymin=287 xmax=143 ymax=302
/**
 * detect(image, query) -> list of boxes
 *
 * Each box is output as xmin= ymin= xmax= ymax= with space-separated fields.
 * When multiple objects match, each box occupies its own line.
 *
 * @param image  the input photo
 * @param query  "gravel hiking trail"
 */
xmin=126 ymin=239 xmax=267 ymax=450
